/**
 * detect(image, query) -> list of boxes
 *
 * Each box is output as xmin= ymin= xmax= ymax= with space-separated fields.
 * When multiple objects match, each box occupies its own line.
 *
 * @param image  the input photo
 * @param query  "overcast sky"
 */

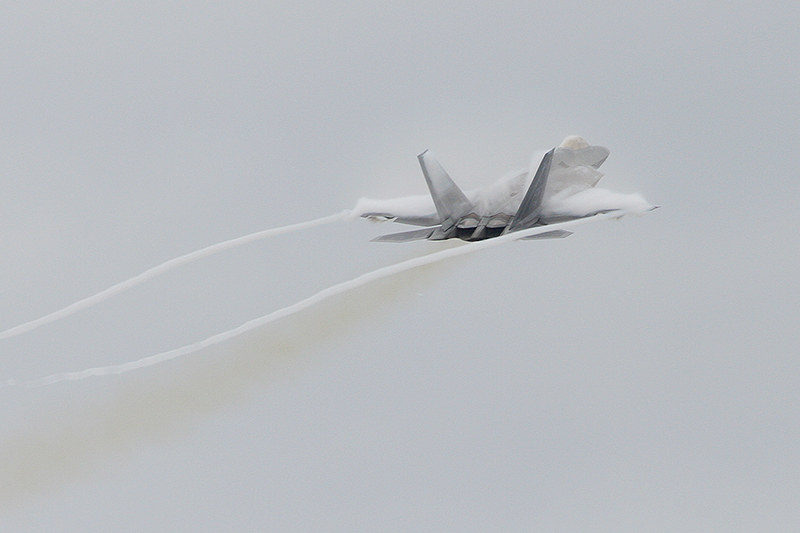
xmin=2 ymin=1 xmax=799 ymax=531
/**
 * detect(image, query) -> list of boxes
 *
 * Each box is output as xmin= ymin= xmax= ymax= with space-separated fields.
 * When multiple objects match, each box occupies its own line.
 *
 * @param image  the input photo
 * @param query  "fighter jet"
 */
xmin=361 ymin=136 xmax=621 ymax=242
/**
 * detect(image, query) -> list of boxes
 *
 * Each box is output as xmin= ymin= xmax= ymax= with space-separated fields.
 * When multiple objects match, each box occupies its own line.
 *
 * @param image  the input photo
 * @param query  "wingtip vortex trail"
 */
xmin=18 ymin=210 xmax=632 ymax=387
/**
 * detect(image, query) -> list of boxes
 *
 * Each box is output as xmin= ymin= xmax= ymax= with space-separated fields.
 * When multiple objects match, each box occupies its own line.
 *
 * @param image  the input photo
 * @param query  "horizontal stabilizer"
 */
xmin=371 ymin=227 xmax=437 ymax=242
xmin=518 ymin=229 xmax=573 ymax=240
xmin=360 ymin=212 xmax=442 ymax=227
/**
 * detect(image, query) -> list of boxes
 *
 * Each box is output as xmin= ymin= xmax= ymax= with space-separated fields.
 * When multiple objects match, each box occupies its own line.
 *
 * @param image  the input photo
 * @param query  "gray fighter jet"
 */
xmin=364 ymin=140 xmax=611 ymax=242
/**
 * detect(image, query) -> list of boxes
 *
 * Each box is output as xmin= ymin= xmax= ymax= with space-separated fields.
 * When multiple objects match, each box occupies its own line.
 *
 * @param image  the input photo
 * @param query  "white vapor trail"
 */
xmin=15 ymin=210 xmax=630 ymax=387
xmin=0 ymin=211 xmax=350 ymax=342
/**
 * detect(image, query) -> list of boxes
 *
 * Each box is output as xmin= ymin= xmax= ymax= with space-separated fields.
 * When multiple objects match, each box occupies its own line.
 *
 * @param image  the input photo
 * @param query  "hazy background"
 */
xmin=1 ymin=1 xmax=799 ymax=531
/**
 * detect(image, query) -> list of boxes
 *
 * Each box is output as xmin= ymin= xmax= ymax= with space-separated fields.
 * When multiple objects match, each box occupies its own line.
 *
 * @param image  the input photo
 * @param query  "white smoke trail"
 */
xmin=0 ymin=211 xmax=350 ymax=342
xmin=14 ymin=210 xmax=629 ymax=387
xmin=0 ymin=250 xmax=448 ymax=509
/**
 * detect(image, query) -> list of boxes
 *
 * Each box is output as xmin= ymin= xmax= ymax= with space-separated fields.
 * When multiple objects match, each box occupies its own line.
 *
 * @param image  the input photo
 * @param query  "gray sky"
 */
xmin=2 ymin=1 xmax=799 ymax=531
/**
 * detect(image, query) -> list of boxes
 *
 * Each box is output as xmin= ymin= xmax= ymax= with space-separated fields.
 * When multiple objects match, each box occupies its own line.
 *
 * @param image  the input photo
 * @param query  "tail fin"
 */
xmin=507 ymin=148 xmax=553 ymax=232
xmin=417 ymin=150 xmax=474 ymax=232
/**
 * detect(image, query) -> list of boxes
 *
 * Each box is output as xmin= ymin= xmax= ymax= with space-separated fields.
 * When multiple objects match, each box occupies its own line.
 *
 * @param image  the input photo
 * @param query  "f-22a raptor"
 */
xmin=362 ymin=136 xmax=621 ymax=242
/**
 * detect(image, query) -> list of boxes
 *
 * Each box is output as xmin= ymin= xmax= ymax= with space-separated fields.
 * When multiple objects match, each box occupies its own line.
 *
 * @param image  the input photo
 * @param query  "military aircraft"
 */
xmin=360 ymin=136 xmax=633 ymax=242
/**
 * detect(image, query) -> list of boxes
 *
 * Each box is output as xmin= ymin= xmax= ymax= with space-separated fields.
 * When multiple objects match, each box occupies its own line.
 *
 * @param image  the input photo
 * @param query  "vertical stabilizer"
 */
xmin=507 ymin=148 xmax=553 ymax=232
xmin=417 ymin=150 xmax=474 ymax=231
